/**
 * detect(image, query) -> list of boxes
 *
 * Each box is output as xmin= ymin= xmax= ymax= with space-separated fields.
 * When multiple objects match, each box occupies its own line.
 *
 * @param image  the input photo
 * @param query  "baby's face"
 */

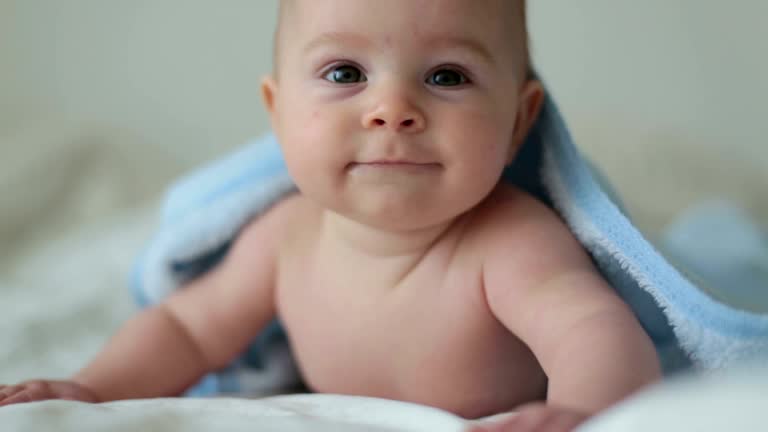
xmin=263 ymin=0 xmax=541 ymax=231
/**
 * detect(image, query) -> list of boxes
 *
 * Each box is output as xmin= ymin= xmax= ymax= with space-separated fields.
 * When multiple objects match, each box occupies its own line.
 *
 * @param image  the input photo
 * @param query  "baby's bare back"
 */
xmin=271 ymin=190 xmax=547 ymax=419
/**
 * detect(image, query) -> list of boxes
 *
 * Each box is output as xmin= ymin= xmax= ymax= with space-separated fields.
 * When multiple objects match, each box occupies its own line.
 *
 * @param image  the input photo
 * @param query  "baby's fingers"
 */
xmin=0 ymin=382 xmax=55 ymax=407
xmin=0 ymin=385 xmax=20 ymax=400
xmin=0 ymin=385 xmax=27 ymax=406
xmin=474 ymin=404 xmax=587 ymax=432
xmin=0 ymin=390 xmax=33 ymax=406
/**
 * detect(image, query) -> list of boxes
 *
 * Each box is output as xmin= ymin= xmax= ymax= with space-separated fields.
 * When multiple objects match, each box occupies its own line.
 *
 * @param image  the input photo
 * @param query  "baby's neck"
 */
xmin=320 ymin=211 xmax=463 ymax=260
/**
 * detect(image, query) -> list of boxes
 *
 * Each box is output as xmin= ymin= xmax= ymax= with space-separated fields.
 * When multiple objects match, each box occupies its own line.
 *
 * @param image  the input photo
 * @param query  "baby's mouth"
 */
xmin=347 ymin=160 xmax=442 ymax=168
xmin=346 ymin=161 xmax=442 ymax=175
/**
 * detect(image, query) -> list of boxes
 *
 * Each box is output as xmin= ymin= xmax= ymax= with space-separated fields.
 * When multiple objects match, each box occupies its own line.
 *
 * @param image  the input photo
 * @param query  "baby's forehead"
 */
xmin=277 ymin=0 xmax=527 ymax=65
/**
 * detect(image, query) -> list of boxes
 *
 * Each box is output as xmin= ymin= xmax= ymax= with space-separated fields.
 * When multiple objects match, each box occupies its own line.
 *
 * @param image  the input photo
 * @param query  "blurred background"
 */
xmin=0 ymin=1 xmax=766 ymax=381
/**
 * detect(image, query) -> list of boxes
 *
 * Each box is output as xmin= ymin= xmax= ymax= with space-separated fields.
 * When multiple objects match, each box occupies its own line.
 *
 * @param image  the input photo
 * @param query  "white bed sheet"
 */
xmin=2 ymin=368 xmax=768 ymax=432
xmin=0 ymin=395 xmax=465 ymax=432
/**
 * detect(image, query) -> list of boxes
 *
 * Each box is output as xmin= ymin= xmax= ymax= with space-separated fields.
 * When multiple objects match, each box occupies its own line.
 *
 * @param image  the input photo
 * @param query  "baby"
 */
xmin=0 ymin=1 xmax=661 ymax=430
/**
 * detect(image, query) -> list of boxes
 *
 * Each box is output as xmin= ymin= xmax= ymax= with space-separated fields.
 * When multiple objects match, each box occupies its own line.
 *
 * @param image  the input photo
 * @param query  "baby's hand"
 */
xmin=468 ymin=403 xmax=589 ymax=432
xmin=0 ymin=380 xmax=99 ymax=407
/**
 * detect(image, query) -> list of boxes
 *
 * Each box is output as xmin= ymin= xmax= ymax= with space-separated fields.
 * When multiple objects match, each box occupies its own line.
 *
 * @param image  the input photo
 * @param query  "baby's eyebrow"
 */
xmin=303 ymin=31 xmax=373 ymax=55
xmin=422 ymin=34 xmax=496 ymax=66
xmin=303 ymin=31 xmax=495 ymax=65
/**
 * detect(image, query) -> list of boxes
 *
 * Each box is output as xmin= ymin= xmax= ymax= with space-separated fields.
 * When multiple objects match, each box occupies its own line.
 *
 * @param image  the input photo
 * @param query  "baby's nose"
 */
xmin=362 ymin=100 xmax=426 ymax=133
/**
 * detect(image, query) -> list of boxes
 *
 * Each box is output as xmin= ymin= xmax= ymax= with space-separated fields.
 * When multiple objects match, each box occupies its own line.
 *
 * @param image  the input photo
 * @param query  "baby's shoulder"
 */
xmin=470 ymin=184 xmax=562 ymax=236
xmin=464 ymin=184 xmax=587 ymax=265
xmin=235 ymin=192 xmax=317 ymax=253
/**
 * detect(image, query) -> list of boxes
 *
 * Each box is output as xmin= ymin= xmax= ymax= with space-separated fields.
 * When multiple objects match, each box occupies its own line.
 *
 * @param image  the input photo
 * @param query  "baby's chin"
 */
xmin=294 ymin=170 xmax=499 ymax=232
xmin=331 ymin=188 xmax=476 ymax=232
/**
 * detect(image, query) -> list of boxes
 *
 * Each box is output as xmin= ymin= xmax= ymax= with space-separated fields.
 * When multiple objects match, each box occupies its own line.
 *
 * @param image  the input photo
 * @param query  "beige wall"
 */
xmin=532 ymin=1 xmax=768 ymax=159
xmin=1 ymin=1 xmax=277 ymax=167
xmin=1 ymin=1 xmax=766 ymax=236
xmin=528 ymin=1 xmax=768 ymax=232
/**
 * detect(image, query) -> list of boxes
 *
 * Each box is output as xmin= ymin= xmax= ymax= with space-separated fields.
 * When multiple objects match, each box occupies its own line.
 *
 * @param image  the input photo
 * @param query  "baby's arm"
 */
xmin=482 ymin=196 xmax=661 ymax=417
xmin=0 ymin=214 xmax=281 ymax=405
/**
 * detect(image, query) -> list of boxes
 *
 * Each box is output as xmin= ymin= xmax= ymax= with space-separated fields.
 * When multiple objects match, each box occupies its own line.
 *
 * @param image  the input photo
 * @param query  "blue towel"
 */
xmin=131 ymin=89 xmax=768 ymax=396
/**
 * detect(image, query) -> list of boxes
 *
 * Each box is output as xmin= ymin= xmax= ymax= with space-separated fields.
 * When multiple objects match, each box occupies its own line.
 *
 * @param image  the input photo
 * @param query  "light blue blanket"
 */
xmin=131 ymin=90 xmax=768 ymax=396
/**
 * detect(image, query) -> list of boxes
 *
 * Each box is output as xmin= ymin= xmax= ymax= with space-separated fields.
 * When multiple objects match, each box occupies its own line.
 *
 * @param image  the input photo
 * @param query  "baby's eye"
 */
xmin=426 ymin=68 xmax=468 ymax=87
xmin=323 ymin=65 xmax=367 ymax=84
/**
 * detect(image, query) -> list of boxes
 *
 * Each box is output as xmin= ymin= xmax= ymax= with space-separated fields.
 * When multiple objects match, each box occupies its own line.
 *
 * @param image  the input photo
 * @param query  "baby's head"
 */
xmin=263 ymin=0 xmax=543 ymax=231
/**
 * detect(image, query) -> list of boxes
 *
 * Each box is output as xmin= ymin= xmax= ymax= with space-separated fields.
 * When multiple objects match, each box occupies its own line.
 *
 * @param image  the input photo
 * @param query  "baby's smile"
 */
xmin=347 ymin=160 xmax=442 ymax=174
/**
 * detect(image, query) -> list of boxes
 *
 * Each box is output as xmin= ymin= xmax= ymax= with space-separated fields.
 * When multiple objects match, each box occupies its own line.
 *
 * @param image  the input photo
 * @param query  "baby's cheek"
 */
xmin=451 ymin=114 xmax=511 ymax=164
xmin=279 ymin=111 xmax=340 ymax=184
xmin=280 ymin=105 xmax=321 ymax=146
xmin=287 ymin=104 xmax=336 ymax=139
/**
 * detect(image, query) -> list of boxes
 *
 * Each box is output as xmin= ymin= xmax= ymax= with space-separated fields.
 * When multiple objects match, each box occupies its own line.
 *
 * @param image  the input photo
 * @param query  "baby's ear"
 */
xmin=507 ymin=80 xmax=545 ymax=164
xmin=261 ymin=75 xmax=279 ymax=119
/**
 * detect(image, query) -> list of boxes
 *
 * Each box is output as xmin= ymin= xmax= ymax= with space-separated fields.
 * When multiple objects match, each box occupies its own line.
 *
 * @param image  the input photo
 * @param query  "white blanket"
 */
xmin=2 ymin=368 xmax=768 ymax=431
xmin=0 ymin=395 xmax=465 ymax=432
